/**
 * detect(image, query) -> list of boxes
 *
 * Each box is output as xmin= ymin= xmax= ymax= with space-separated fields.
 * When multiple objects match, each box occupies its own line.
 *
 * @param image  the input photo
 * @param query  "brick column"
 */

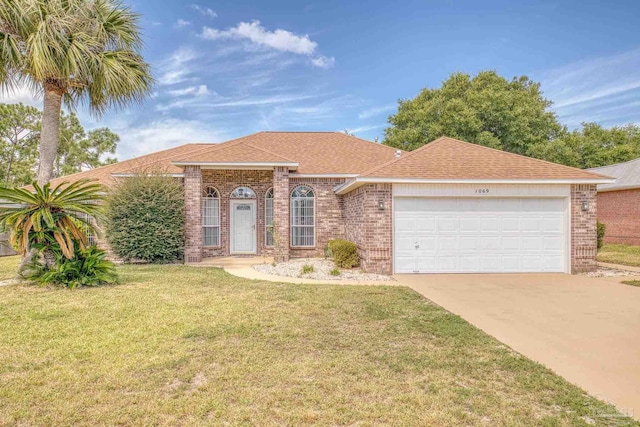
xmin=571 ymin=184 xmax=597 ymax=273
xmin=273 ymin=167 xmax=290 ymax=262
xmin=184 ymin=165 xmax=202 ymax=263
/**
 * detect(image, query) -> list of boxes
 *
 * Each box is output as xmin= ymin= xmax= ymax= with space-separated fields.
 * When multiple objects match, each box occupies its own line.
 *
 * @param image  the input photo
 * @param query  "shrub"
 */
xmin=328 ymin=239 xmax=359 ymax=268
xmin=23 ymin=246 xmax=117 ymax=289
xmin=105 ymin=174 xmax=184 ymax=263
xmin=301 ymin=264 xmax=314 ymax=274
xmin=323 ymin=244 xmax=333 ymax=259
xmin=597 ymin=221 xmax=606 ymax=250
xmin=329 ymin=267 xmax=340 ymax=276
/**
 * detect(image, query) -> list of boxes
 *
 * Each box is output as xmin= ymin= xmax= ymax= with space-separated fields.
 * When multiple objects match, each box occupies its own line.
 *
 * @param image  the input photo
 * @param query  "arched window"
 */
xmin=265 ymin=188 xmax=274 ymax=246
xmin=291 ymin=185 xmax=315 ymax=247
xmin=230 ymin=186 xmax=256 ymax=198
xmin=202 ymin=186 xmax=220 ymax=246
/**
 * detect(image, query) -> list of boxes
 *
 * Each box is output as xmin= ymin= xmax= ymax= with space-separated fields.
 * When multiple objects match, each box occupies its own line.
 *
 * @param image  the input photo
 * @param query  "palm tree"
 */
xmin=0 ymin=0 xmax=153 ymax=185
xmin=0 ymin=179 xmax=105 ymax=265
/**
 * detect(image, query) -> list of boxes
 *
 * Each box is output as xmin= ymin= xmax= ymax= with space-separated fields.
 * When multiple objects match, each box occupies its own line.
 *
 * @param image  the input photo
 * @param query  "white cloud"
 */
xmin=310 ymin=56 xmax=335 ymax=69
xmin=200 ymin=21 xmax=318 ymax=55
xmin=167 ymin=85 xmax=211 ymax=97
xmin=174 ymin=19 xmax=191 ymax=29
xmin=538 ymin=48 xmax=640 ymax=127
xmin=113 ymin=118 xmax=228 ymax=160
xmin=0 ymin=83 xmax=41 ymax=107
xmin=151 ymin=21 xmax=162 ymax=26
xmin=157 ymin=47 xmax=199 ymax=85
xmin=358 ymin=104 xmax=396 ymax=119
xmin=191 ymin=4 xmax=217 ymax=18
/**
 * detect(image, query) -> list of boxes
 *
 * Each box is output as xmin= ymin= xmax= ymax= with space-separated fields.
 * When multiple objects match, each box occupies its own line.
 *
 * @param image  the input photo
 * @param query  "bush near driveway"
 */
xmin=0 ymin=265 xmax=635 ymax=426
xmin=105 ymin=174 xmax=185 ymax=263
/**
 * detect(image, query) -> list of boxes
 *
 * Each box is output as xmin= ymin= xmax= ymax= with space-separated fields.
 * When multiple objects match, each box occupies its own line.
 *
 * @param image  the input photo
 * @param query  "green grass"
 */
xmin=597 ymin=244 xmax=640 ymax=267
xmin=0 ymin=255 xmax=19 ymax=281
xmin=621 ymin=280 xmax=640 ymax=287
xmin=0 ymin=265 xmax=636 ymax=426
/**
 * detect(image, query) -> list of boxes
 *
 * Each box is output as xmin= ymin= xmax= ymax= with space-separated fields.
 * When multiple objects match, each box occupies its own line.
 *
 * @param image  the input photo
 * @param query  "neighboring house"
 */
xmin=47 ymin=132 xmax=612 ymax=274
xmin=588 ymin=158 xmax=640 ymax=245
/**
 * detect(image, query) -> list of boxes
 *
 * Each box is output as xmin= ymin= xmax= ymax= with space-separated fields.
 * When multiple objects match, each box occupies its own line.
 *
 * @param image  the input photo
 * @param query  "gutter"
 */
xmin=334 ymin=177 xmax=617 ymax=195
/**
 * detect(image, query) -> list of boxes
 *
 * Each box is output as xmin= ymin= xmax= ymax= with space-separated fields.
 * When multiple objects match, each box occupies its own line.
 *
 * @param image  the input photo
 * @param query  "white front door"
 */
xmin=394 ymin=197 xmax=567 ymax=273
xmin=231 ymin=200 xmax=256 ymax=254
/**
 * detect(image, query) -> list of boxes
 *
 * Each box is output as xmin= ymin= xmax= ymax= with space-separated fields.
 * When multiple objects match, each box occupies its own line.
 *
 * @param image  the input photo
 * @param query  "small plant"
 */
xmin=301 ymin=264 xmax=314 ymax=274
xmin=330 ymin=267 xmax=340 ymax=276
xmin=271 ymin=261 xmax=277 ymax=267
xmin=328 ymin=239 xmax=360 ymax=268
xmin=597 ymin=221 xmax=606 ymax=250
xmin=22 ymin=246 xmax=117 ymax=289
xmin=323 ymin=243 xmax=333 ymax=259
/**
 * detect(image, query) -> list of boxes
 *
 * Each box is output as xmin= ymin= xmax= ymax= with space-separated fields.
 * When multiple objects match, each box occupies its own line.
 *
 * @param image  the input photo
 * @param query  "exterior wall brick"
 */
xmin=288 ymin=178 xmax=347 ymax=258
xmin=184 ymin=166 xmax=203 ymax=263
xmin=344 ymin=184 xmax=393 ymax=275
xmin=273 ymin=167 xmax=290 ymax=261
xmin=201 ymin=169 xmax=274 ymax=258
xmin=571 ymin=184 xmax=598 ymax=273
xmin=596 ymin=189 xmax=640 ymax=245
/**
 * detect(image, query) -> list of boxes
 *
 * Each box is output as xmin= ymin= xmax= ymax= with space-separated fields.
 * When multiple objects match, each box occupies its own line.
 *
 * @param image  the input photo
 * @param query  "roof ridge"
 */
xmin=432 ymin=136 xmax=613 ymax=180
xmin=243 ymin=142 xmax=298 ymax=163
xmin=358 ymin=138 xmax=437 ymax=177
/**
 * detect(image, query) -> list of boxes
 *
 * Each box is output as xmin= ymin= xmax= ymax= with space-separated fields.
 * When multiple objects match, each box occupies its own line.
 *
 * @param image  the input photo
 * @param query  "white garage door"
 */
xmin=394 ymin=197 xmax=567 ymax=273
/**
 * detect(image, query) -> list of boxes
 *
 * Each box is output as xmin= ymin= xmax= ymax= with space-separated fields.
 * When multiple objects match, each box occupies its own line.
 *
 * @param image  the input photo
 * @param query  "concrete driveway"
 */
xmin=396 ymin=273 xmax=640 ymax=418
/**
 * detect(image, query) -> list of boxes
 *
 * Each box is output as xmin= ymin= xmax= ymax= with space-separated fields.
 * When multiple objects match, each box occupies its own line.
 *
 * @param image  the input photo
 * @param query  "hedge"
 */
xmin=105 ymin=174 xmax=185 ymax=263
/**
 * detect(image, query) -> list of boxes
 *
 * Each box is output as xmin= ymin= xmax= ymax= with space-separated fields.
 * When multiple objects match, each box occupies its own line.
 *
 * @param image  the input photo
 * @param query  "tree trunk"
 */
xmin=36 ymin=85 xmax=63 ymax=185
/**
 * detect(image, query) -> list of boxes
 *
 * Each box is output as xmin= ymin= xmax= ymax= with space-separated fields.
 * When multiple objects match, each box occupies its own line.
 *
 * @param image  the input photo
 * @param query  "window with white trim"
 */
xmin=291 ymin=185 xmax=314 ymax=247
xmin=230 ymin=186 xmax=256 ymax=198
xmin=76 ymin=212 xmax=96 ymax=246
xmin=202 ymin=187 xmax=220 ymax=246
xmin=265 ymin=188 xmax=274 ymax=246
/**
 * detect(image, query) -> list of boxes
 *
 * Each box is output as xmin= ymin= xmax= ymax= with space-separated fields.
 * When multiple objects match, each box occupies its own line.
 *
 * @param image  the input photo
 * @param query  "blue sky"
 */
xmin=3 ymin=0 xmax=640 ymax=160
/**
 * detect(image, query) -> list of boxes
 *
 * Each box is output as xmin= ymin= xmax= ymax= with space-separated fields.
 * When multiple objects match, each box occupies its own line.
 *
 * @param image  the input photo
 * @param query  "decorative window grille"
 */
xmin=230 ymin=186 xmax=256 ymax=198
xmin=265 ymin=188 xmax=274 ymax=246
xmin=202 ymin=187 xmax=220 ymax=246
xmin=76 ymin=212 xmax=96 ymax=246
xmin=290 ymin=186 xmax=314 ymax=247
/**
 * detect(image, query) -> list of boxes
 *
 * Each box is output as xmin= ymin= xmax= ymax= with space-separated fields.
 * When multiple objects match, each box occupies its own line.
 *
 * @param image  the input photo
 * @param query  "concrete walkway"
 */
xmin=397 ymin=273 xmax=640 ymax=418
xmin=188 ymin=256 xmax=399 ymax=286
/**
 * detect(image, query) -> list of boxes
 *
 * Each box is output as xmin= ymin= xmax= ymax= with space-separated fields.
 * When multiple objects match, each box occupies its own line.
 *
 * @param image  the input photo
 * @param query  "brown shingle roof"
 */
xmin=44 ymin=132 xmax=401 ymax=187
xmin=171 ymin=131 xmax=400 ymax=174
xmin=358 ymin=136 xmax=613 ymax=180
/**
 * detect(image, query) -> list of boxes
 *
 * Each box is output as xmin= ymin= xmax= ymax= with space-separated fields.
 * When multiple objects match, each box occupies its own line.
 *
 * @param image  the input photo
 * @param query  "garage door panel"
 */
xmin=501 ymin=217 xmax=520 ymax=232
xmin=459 ymin=217 xmax=480 ymax=232
xmin=543 ymin=217 xmax=563 ymax=233
xmin=394 ymin=197 xmax=567 ymax=273
xmin=480 ymin=217 xmax=500 ymax=232
xmin=437 ymin=217 xmax=458 ymax=232
xmin=415 ymin=217 xmax=437 ymax=232
xmin=502 ymin=236 xmax=520 ymax=251
xmin=459 ymin=236 xmax=479 ymax=251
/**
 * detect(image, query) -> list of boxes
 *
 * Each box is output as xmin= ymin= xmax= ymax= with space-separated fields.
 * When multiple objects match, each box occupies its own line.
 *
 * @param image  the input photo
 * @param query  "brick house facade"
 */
xmin=45 ymin=132 xmax=611 ymax=275
xmin=595 ymin=189 xmax=640 ymax=245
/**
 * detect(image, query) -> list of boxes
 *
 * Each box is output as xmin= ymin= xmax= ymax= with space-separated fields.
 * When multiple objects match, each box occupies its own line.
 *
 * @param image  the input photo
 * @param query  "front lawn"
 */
xmin=597 ymin=244 xmax=640 ymax=267
xmin=0 ymin=255 xmax=19 ymax=281
xmin=0 ymin=265 xmax=635 ymax=426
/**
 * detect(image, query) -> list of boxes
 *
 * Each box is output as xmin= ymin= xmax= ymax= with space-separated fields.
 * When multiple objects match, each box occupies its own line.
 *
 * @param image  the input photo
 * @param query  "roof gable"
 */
xmin=171 ymin=132 xmax=400 ymax=174
xmin=359 ymin=137 xmax=613 ymax=180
